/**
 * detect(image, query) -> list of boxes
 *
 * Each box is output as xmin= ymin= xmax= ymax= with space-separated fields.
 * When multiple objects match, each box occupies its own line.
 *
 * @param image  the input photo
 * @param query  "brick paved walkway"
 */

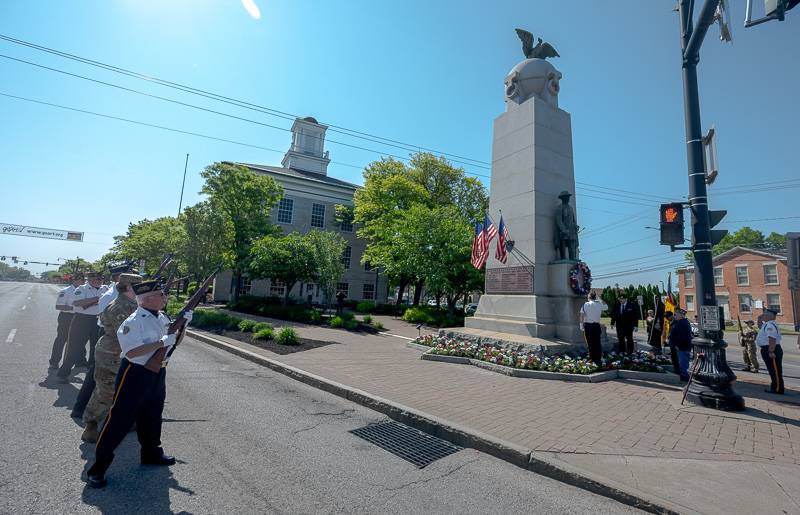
xmin=196 ymin=311 xmax=800 ymax=513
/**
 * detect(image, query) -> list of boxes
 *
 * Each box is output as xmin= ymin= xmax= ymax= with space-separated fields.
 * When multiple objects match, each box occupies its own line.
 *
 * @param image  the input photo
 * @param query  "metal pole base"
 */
xmin=685 ymin=337 xmax=746 ymax=411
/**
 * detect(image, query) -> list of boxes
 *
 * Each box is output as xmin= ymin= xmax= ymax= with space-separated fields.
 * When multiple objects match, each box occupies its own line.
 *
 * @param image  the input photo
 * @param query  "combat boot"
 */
xmin=81 ymin=422 xmax=100 ymax=443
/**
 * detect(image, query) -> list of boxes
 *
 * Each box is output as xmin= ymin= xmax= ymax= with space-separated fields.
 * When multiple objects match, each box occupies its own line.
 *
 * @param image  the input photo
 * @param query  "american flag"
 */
xmin=484 ymin=215 xmax=497 ymax=242
xmin=495 ymin=216 xmax=510 ymax=263
xmin=471 ymin=222 xmax=488 ymax=269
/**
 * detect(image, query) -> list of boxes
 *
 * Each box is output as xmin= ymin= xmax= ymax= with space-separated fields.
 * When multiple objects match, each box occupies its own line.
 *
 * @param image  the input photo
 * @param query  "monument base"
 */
xmin=441 ymin=326 xmax=610 ymax=357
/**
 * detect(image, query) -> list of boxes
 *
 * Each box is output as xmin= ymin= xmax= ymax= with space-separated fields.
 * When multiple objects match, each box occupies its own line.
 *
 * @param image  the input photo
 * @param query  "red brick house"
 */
xmin=677 ymin=246 xmax=797 ymax=328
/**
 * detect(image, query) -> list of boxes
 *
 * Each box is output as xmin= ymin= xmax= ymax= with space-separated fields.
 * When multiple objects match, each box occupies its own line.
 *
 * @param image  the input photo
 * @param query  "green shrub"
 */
xmin=166 ymin=299 xmax=182 ymax=318
xmin=190 ymin=309 xmax=230 ymax=329
xmin=225 ymin=316 xmax=243 ymax=330
xmin=373 ymin=321 xmax=385 ymax=331
xmin=329 ymin=316 xmax=345 ymax=328
xmin=343 ymin=299 xmax=358 ymax=309
xmin=344 ymin=319 xmax=359 ymax=330
xmin=374 ymin=303 xmax=399 ymax=315
xmin=307 ymin=309 xmax=322 ymax=322
xmin=275 ymin=327 xmax=299 ymax=346
xmin=362 ymin=315 xmax=373 ymax=325
xmin=252 ymin=327 xmax=274 ymax=340
xmin=252 ymin=322 xmax=273 ymax=333
xmin=356 ymin=301 xmax=375 ymax=313
xmin=339 ymin=311 xmax=355 ymax=321
xmin=238 ymin=319 xmax=257 ymax=332
xmin=402 ymin=307 xmax=435 ymax=325
xmin=187 ymin=281 xmax=198 ymax=295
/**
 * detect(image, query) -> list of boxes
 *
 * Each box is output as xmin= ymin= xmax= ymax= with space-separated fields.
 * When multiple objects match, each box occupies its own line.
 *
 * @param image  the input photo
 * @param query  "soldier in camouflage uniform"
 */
xmin=82 ymin=273 xmax=142 ymax=443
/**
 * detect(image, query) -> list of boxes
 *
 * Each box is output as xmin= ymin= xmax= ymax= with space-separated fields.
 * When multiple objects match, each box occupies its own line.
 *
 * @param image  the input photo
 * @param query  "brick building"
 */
xmin=213 ymin=116 xmax=387 ymax=304
xmin=677 ymin=246 xmax=797 ymax=327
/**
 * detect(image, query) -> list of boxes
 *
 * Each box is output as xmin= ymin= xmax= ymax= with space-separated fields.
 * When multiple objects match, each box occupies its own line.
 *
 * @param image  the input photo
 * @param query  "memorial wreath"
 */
xmin=569 ymin=262 xmax=592 ymax=295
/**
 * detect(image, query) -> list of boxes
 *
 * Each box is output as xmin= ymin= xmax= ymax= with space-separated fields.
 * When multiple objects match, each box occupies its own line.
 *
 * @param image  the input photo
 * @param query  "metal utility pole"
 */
xmin=178 ymin=153 xmax=189 ymax=217
xmin=677 ymin=0 xmax=743 ymax=411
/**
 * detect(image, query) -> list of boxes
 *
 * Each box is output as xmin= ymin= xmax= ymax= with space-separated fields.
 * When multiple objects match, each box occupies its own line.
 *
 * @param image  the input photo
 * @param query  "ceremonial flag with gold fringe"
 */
xmin=662 ymin=272 xmax=677 ymax=344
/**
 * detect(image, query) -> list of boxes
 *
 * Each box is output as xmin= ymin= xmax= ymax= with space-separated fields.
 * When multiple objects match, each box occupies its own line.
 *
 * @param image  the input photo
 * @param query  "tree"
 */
xmin=57 ymin=258 xmax=94 ymax=275
xmin=354 ymin=153 xmax=489 ymax=306
xmin=764 ymin=232 xmax=787 ymax=251
xmin=181 ymin=200 xmax=234 ymax=280
xmin=248 ymin=233 xmax=317 ymax=306
xmin=305 ymin=229 xmax=346 ymax=307
xmin=712 ymin=227 xmax=765 ymax=255
xmin=201 ymin=162 xmax=283 ymax=301
xmin=0 ymin=262 xmax=32 ymax=281
xmin=110 ymin=217 xmax=187 ymax=276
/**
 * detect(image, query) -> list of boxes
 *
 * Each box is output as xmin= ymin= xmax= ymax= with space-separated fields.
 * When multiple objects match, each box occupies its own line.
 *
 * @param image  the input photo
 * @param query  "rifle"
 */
xmin=143 ymin=265 xmax=220 ymax=373
xmin=151 ymin=254 xmax=174 ymax=281
xmin=737 ymin=316 xmax=745 ymax=345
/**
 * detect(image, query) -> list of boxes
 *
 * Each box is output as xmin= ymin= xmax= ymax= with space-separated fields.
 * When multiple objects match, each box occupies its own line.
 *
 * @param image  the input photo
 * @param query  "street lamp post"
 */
xmin=677 ymin=0 xmax=743 ymax=410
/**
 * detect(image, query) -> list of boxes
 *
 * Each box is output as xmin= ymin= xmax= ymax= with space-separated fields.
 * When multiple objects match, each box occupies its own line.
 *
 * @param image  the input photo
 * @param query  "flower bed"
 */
xmin=416 ymin=334 xmax=672 ymax=375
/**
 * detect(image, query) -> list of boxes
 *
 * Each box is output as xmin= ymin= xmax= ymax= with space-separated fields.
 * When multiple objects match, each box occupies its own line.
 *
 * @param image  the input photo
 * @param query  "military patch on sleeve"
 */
xmin=122 ymin=325 xmax=131 ymax=335
xmin=58 ymin=292 xmax=65 ymax=297
xmin=74 ymin=291 xmax=82 ymax=295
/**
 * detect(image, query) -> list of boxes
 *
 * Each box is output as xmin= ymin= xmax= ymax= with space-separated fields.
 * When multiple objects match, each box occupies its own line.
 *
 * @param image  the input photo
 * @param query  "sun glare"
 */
xmin=241 ymin=0 xmax=261 ymax=20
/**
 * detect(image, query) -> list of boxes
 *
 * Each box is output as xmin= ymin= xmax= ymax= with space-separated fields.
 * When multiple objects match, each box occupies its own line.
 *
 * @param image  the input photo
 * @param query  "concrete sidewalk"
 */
xmin=188 ymin=312 xmax=800 ymax=514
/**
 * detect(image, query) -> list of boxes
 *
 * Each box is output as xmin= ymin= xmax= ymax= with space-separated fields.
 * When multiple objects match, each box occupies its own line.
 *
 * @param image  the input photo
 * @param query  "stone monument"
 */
xmin=454 ymin=30 xmax=605 ymax=353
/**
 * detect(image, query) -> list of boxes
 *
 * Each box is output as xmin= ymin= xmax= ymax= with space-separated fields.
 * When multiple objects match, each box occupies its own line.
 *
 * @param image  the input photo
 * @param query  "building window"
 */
xmin=763 ymin=264 xmax=779 ymax=285
xmin=735 ymin=265 xmax=749 ymax=286
xmin=685 ymin=294 xmax=695 ymax=312
xmin=684 ymin=270 xmax=694 ymax=288
xmin=311 ymin=203 xmax=325 ymax=228
xmin=277 ymin=198 xmax=293 ymax=224
xmin=306 ymin=283 xmax=314 ymax=294
xmin=270 ymin=280 xmax=286 ymax=297
xmin=341 ymin=246 xmax=352 ymax=269
xmin=738 ymin=294 xmax=752 ymax=313
xmin=766 ymin=294 xmax=781 ymax=314
xmin=340 ymin=220 xmax=353 ymax=232
xmin=362 ymin=284 xmax=375 ymax=300
xmin=336 ymin=282 xmax=349 ymax=296
xmin=713 ymin=266 xmax=724 ymax=286
xmin=717 ymin=294 xmax=729 ymax=307
xmin=238 ymin=276 xmax=252 ymax=296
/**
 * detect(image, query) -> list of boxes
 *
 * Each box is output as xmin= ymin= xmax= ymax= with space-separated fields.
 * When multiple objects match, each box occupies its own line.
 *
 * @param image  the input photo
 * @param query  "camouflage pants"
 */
xmin=742 ymin=340 xmax=760 ymax=372
xmin=83 ymin=342 xmax=121 ymax=425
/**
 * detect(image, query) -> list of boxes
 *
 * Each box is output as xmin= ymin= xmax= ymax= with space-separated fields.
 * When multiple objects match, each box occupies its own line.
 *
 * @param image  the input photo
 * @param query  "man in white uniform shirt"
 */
xmin=580 ymin=291 xmax=607 ymax=364
xmin=48 ymin=273 xmax=83 ymax=370
xmin=56 ymin=271 xmax=108 ymax=383
xmin=757 ymin=307 xmax=784 ymax=394
xmin=85 ymin=279 xmax=192 ymax=488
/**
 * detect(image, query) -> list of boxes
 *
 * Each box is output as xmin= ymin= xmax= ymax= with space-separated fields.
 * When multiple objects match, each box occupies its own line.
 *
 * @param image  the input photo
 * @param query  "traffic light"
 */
xmin=659 ymin=203 xmax=685 ymax=246
xmin=708 ymin=209 xmax=728 ymax=246
xmin=766 ymin=0 xmax=800 ymax=20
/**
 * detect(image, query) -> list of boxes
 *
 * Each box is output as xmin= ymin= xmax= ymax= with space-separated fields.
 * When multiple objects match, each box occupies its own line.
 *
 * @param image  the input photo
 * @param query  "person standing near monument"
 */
xmin=757 ymin=308 xmax=784 ymax=394
xmin=553 ymin=191 xmax=578 ymax=261
xmin=739 ymin=320 xmax=759 ymax=373
xmin=668 ymin=308 xmax=693 ymax=381
xmin=579 ymin=292 xmax=606 ymax=364
xmin=610 ymin=292 xmax=638 ymax=354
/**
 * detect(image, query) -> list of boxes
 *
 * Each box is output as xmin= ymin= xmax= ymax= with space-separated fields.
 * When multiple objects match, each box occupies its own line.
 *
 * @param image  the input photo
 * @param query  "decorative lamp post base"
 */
xmin=686 ymin=338 xmax=745 ymax=411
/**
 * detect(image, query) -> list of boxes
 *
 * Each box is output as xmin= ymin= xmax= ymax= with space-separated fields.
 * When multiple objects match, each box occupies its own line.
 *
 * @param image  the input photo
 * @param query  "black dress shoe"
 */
xmin=70 ymin=410 xmax=84 ymax=419
xmin=86 ymin=474 xmax=107 ymax=488
xmin=141 ymin=454 xmax=176 ymax=466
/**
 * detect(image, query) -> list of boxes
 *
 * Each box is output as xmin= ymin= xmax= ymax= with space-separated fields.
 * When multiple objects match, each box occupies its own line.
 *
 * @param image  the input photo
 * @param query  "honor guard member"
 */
xmin=97 ymin=264 xmax=133 ymax=318
xmin=56 ymin=271 xmax=108 ymax=383
xmin=86 ymin=279 xmax=193 ymax=488
xmin=48 ymin=273 xmax=83 ymax=370
xmin=739 ymin=320 xmax=760 ymax=373
xmin=81 ymin=272 xmax=143 ymax=443
xmin=579 ymin=291 xmax=606 ymax=364
xmin=757 ymin=308 xmax=784 ymax=394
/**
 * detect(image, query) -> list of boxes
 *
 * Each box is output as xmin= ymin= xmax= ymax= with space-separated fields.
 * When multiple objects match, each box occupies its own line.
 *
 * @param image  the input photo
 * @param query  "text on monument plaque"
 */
xmin=485 ymin=266 xmax=535 ymax=294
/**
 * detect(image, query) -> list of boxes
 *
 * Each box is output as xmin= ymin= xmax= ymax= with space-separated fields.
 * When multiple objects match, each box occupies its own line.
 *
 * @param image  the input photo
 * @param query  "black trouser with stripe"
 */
xmin=57 ymin=313 xmax=100 ymax=378
xmin=48 ymin=311 xmax=74 ymax=367
xmin=760 ymin=344 xmax=784 ymax=394
xmin=87 ymin=358 xmax=167 ymax=477
xmin=584 ymin=322 xmax=602 ymax=365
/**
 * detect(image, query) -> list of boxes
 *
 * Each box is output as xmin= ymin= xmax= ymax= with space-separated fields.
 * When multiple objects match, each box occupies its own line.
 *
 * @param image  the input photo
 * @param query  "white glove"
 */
xmin=580 ymin=323 xmax=585 ymax=332
xmin=182 ymin=310 xmax=193 ymax=323
xmin=160 ymin=334 xmax=177 ymax=348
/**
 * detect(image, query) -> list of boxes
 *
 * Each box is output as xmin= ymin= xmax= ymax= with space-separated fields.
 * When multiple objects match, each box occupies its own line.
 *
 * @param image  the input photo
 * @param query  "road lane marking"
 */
xmin=6 ymin=329 xmax=16 ymax=343
xmin=21 ymin=305 xmax=26 ymax=311
xmin=27 ymin=296 xmax=31 ymax=300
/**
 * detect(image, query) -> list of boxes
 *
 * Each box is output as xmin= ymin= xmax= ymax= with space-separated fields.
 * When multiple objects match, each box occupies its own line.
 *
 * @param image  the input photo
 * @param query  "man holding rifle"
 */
xmin=86 ymin=279 xmax=192 ymax=488
xmin=738 ymin=319 xmax=759 ymax=373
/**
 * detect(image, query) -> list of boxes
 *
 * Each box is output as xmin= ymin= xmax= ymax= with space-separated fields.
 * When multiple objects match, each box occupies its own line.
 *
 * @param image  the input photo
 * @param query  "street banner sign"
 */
xmin=1 ymin=223 xmax=83 ymax=242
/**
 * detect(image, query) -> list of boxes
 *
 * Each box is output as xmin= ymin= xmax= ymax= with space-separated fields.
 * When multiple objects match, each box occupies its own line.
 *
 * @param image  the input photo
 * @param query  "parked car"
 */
xmin=465 ymin=303 xmax=478 ymax=316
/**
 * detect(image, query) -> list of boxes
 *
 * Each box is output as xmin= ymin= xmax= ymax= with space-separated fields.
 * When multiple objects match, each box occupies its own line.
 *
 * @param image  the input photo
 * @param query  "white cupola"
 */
xmin=281 ymin=116 xmax=331 ymax=175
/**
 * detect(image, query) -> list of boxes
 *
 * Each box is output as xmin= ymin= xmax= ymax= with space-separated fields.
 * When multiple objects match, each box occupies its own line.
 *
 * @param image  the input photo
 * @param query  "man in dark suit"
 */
xmin=610 ymin=293 xmax=639 ymax=354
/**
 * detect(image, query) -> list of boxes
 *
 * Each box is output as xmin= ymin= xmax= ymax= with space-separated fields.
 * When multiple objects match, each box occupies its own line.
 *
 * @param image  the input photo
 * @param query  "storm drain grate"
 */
xmin=350 ymin=421 xmax=461 ymax=468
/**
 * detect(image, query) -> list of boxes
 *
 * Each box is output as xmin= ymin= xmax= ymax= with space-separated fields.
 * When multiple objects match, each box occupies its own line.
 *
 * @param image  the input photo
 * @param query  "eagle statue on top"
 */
xmin=514 ymin=28 xmax=560 ymax=60
xmin=505 ymin=29 xmax=562 ymax=108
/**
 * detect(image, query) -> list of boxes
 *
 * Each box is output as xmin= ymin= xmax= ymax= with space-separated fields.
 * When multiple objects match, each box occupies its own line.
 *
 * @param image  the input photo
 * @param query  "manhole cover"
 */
xmin=350 ymin=421 xmax=461 ymax=468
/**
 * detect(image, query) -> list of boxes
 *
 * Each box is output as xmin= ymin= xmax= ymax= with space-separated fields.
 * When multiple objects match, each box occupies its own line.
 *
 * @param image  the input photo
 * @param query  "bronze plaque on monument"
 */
xmin=485 ymin=266 xmax=534 ymax=294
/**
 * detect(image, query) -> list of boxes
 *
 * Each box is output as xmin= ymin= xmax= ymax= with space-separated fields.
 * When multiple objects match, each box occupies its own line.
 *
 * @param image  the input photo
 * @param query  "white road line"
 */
xmin=5 ymin=329 xmax=16 ymax=343
xmin=379 ymin=331 xmax=414 ymax=341
xmin=27 ymin=296 xmax=31 ymax=300
xmin=21 ymin=305 xmax=26 ymax=311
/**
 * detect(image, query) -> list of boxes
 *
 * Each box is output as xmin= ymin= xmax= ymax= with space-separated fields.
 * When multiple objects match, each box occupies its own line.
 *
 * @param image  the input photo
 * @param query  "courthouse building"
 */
xmin=677 ymin=246 xmax=797 ymax=328
xmin=213 ymin=116 xmax=387 ymax=304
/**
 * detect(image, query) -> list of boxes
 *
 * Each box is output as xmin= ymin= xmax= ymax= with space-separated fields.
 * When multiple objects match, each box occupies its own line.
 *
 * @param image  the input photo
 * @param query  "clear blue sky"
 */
xmin=0 ymin=0 xmax=797 ymax=288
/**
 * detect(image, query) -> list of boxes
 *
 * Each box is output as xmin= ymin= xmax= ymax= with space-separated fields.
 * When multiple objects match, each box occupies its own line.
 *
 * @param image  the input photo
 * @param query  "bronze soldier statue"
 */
xmin=554 ymin=190 xmax=579 ymax=261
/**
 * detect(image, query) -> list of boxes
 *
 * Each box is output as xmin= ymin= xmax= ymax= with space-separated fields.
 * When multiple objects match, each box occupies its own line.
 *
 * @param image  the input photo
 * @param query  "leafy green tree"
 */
xmin=181 ymin=200 xmax=234 ymax=280
xmin=713 ymin=227 xmax=765 ymax=255
xmin=201 ymin=162 xmax=283 ymax=301
xmin=0 ymin=262 xmax=32 ymax=281
xmin=110 ymin=216 xmax=187 ymax=276
xmin=248 ymin=233 xmax=318 ymax=306
xmin=57 ymin=258 xmax=94 ymax=275
xmin=305 ymin=229 xmax=346 ymax=307
xmin=764 ymin=232 xmax=787 ymax=250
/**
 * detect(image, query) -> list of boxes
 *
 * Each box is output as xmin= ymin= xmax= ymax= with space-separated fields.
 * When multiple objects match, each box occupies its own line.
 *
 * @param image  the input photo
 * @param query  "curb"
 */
xmin=187 ymin=329 xmax=682 ymax=515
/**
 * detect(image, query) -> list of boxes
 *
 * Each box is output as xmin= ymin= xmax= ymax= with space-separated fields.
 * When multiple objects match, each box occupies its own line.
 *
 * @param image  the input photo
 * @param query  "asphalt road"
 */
xmin=0 ymin=281 xmax=641 ymax=515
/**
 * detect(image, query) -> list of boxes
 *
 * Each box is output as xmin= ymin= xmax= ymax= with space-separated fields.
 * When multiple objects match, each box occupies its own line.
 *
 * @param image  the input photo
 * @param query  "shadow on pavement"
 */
xmin=38 ymin=373 xmax=79 ymax=412
xmin=80 ymin=436 xmax=195 ymax=515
